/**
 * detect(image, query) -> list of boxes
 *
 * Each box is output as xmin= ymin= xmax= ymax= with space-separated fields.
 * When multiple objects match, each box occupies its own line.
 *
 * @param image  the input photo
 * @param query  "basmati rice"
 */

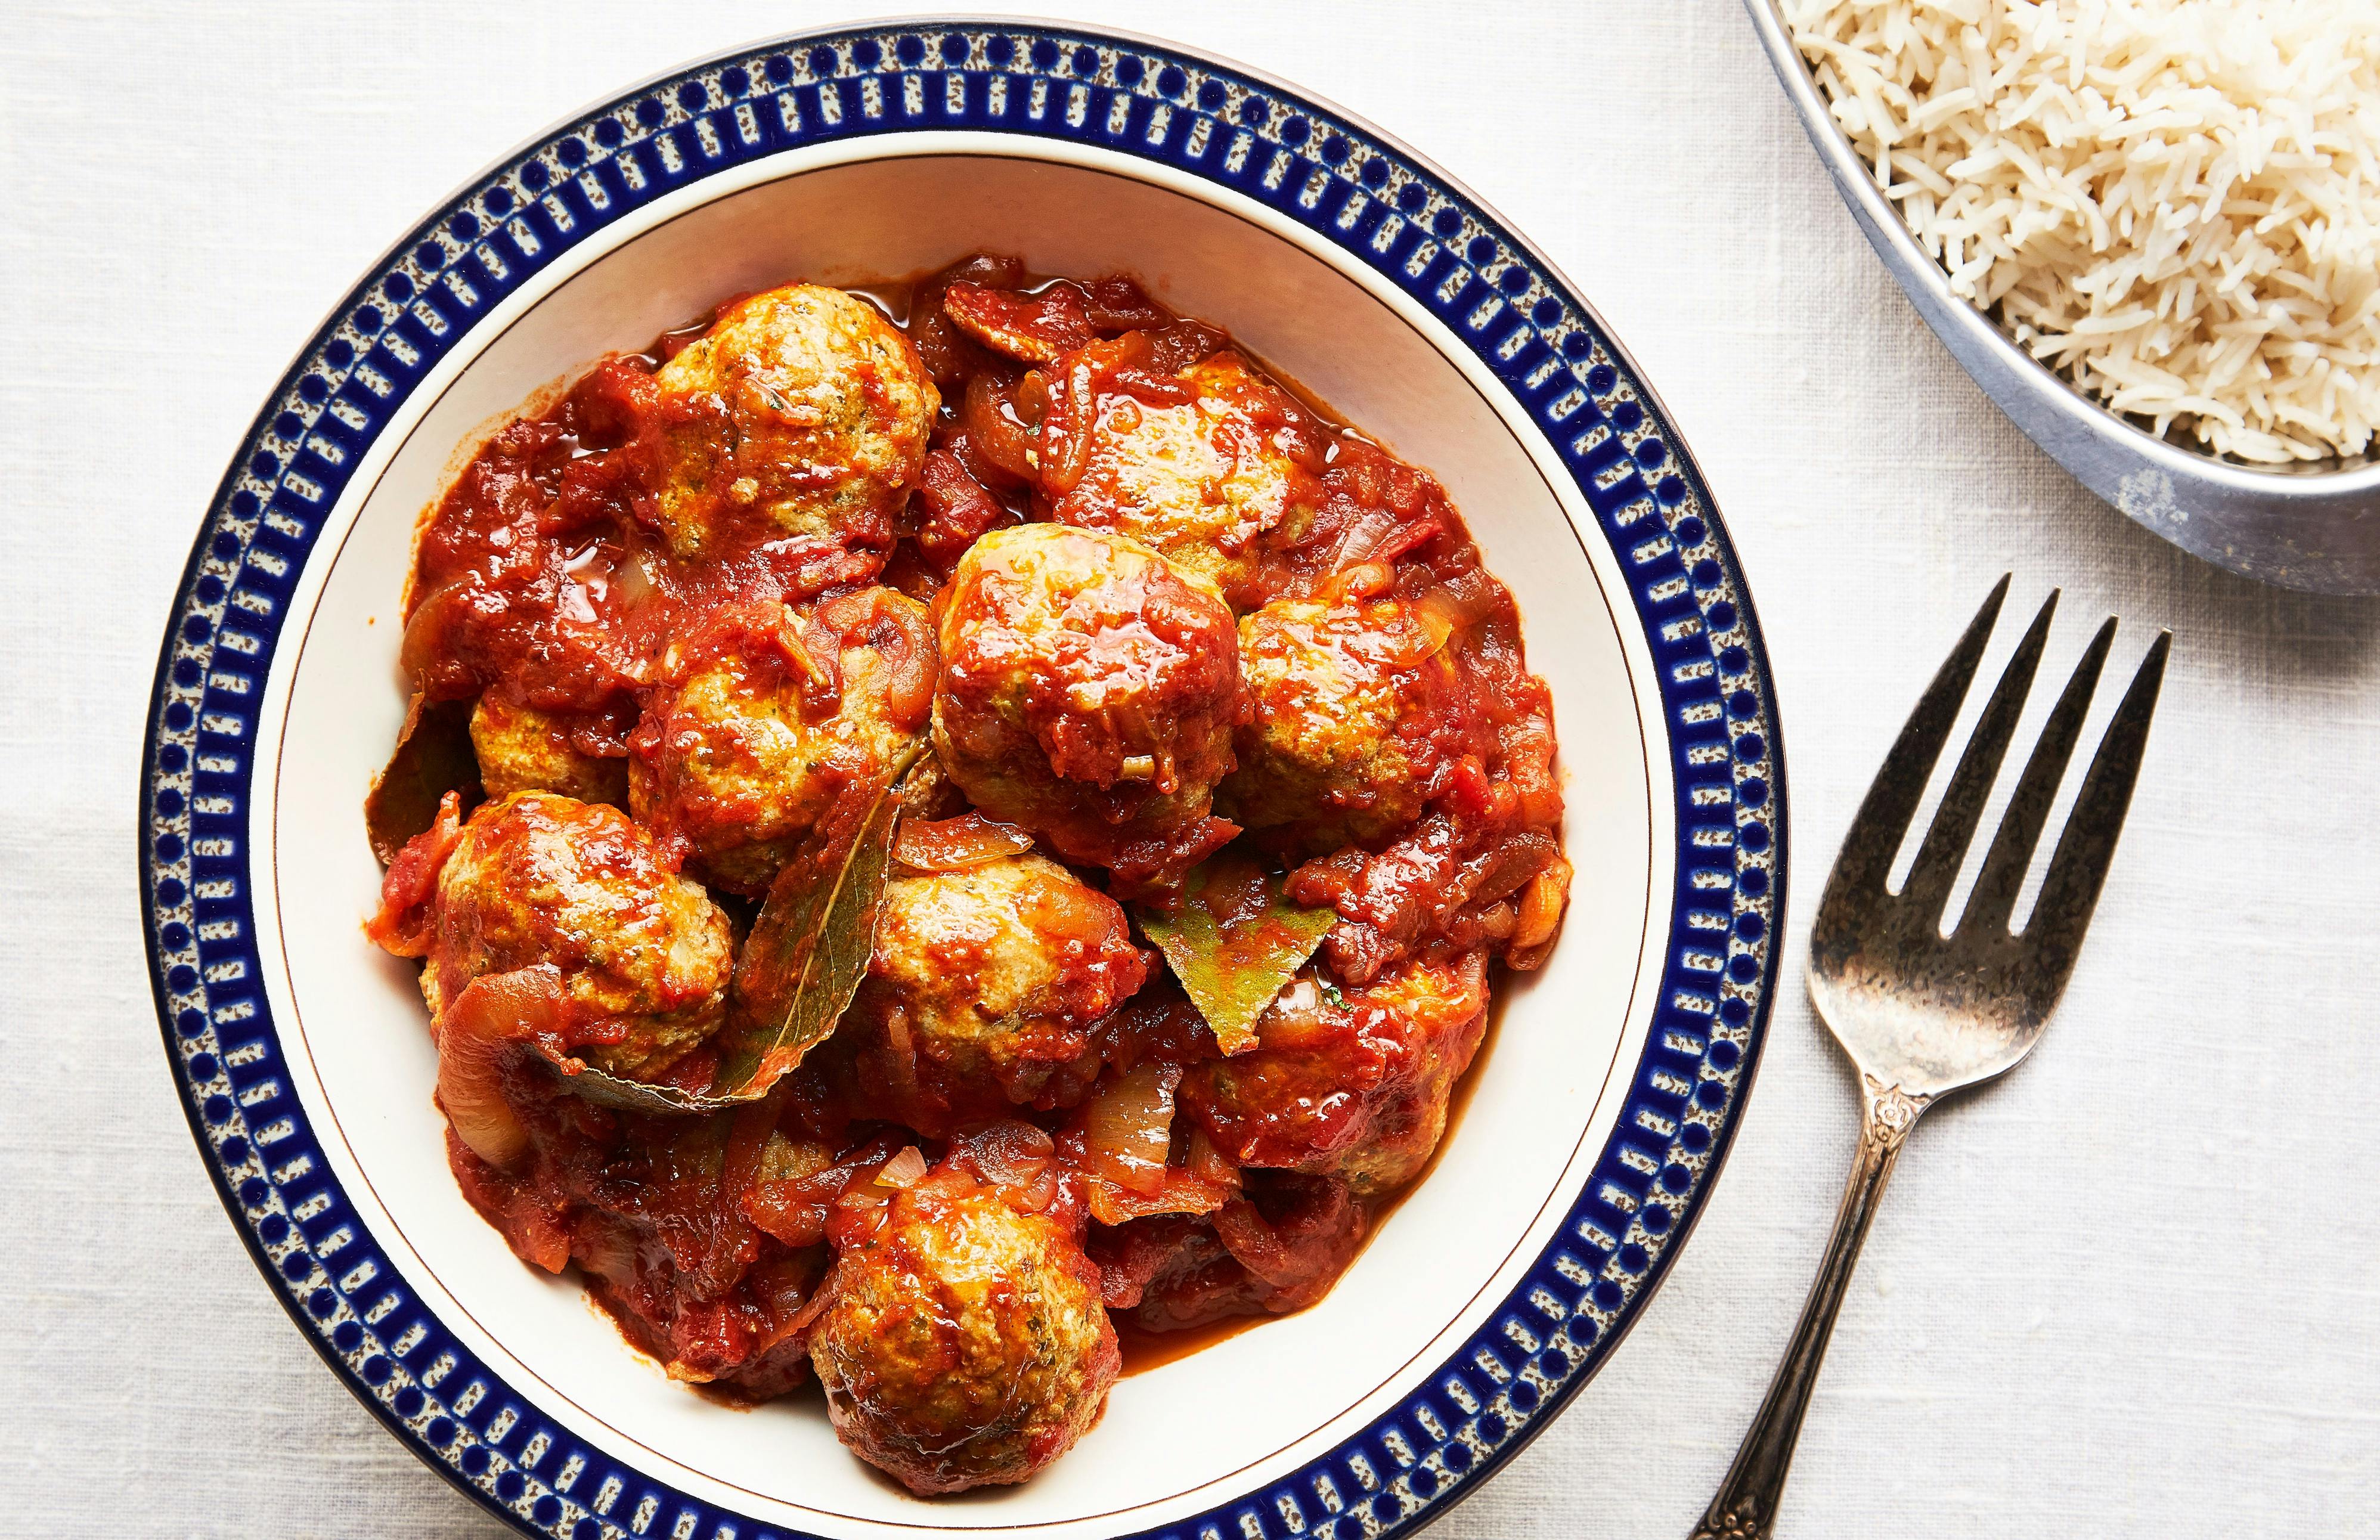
xmin=1789 ymin=0 xmax=2380 ymax=463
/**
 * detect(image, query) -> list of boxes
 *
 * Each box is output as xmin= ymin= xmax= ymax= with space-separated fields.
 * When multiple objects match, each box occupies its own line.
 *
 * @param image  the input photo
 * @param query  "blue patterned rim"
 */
xmin=140 ymin=20 xmax=1787 ymax=1539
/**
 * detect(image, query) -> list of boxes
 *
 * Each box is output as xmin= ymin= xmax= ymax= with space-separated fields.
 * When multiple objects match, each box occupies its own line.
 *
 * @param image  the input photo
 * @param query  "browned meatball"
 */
xmin=629 ymin=588 xmax=936 ymax=895
xmin=469 ymin=693 xmax=628 ymax=806
xmin=808 ymin=1164 xmax=1118 ymax=1494
xmin=1043 ymin=350 xmax=1325 ymax=611
xmin=931 ymin=523 xmax=1243 ymax=898
xmin=1222 ymin=594 xmax=1477 ymax=852
xmin=417 ymin=791 xmax=733 ymax=1079
xmin=649 ymin=283 xmax=938 ymax=563
xmin=838 ymin=853 xmax=1149 ymax=1133
xmin=1182 ymin=952 xmax=1488 ymax=1197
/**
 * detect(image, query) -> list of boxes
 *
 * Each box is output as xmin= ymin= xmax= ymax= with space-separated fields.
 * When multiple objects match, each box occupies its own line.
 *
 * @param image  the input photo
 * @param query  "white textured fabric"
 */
xmin=5 ymin=3 xmax=2375 ymax=1535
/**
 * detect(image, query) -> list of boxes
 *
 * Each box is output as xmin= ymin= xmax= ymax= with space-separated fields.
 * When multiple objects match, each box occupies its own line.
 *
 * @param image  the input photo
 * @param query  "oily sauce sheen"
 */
xmin=365 ymin=254 xmax=1572 ymax=1496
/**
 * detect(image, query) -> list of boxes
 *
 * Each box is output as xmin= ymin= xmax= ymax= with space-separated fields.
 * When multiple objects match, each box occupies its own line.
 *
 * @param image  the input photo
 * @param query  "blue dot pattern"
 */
xmin=138 ymin=23 xmax=1786 ymax=1539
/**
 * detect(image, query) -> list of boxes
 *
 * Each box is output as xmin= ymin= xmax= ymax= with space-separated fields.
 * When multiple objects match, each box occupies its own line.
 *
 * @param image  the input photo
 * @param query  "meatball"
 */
xmin=630 ymin=588 xmax=937 ymax=895
xmin=842 ymin=854 xmax=1148 ymax=1130
xmin=1183 ymin=952 xmax=1488 ymax=1197
xmin=808 ymin=1169 xmax=1118 ymax=1495
xmin=650 ymin=283 xmax=937 ymax=562
xmin=1222 ymin=595 xmax=1476 ymax=852
xmin=1043 ymin=351 xmax=1324 ymax=610
xmin=423 ymin=792 xmax=734 ymax=1079
xmin=469 ymin=693 xmax=628 ymax=806
xmin=931 ymin=524 xmax=1242 ymax=897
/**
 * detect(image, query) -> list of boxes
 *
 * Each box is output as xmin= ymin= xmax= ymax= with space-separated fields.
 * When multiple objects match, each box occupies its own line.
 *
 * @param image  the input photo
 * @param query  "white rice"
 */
xmin=1789 ymin=0 xmax=2380 ymax=463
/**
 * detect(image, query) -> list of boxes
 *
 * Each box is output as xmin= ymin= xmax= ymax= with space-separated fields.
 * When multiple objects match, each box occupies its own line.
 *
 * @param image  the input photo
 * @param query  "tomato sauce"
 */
xmin=374 ymin=253 xmax=1570 ymax=1449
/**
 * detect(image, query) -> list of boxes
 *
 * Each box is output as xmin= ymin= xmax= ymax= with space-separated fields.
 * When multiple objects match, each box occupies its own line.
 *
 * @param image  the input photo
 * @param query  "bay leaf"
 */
xmin=1136 ymin=849 xmax=1338 ymax=1055
xmin=548 ymin=742 xmax=924 ymax=1115
xmin=365 ymin=693 xmax=482 ymax=865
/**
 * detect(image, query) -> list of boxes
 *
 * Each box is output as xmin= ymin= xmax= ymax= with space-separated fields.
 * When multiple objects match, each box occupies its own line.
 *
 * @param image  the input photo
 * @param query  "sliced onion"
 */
xmin=1371 ymin=517 xmax=1445 ymax=565
xmin=910 ymin=1161 xmax=977 ymax=1201
xmin=955 ymin=1119 xmax=1057 ymax=1187
xmin=1439 ymin=567 xmax=1508 ymax=625
xmin=960 ymin=372 xmax=1039 ymax=483
xmin=611 ymin=543 xmax=657 ymax=611
xmin=1412 ymin=571 xmax=1507 ymax=657
xmin=570 ymin=1217 xmax=637 ymax=1285
xmin=1004 ymin=1166 xmax=1061 ymax=1216
xmin=814 ymin=584 xmax=944 ymax=725
xmin=1186 ymin=1127 xmax=1241 ymax=1189
xmin=875 ymin=1145 xmax=929 ymax=1189
xmin=1411 ymin=587 xmax=1467 ymax=655
xmin=1082 ymin=1062 xmax=1180 ymax=1197
xmin=434 ymin=966 xmax=563 ymax=1170
xmin=397 ymin=577 xmax=482 ymax=686
xmin=1321 ymin=561 xmax=1395 ymax=604
xmin=1084 ymin=1167 xmax=1229 ymax=1228
xmin=826 ymin=1183 xmax=892 ymax=1249
xmin=943 ymin=281 xmax=1097 ymax=363
xmin=1211 ymin=1200 xmax=1300 ymax=1288
xmin=1039 ymin=357 xmax=1099 ymax=494
xmin=1329 ymin=506 xmax=1404 ymax=570
xmin=1253 ymin=975 xmax=1343 ymax=1049
xmin=773 ymin=610 xmax=833 ymax=687
xmin=876 ymin=598 xmax=940 ymax=729
xmin=1084 ymin=275 xmax=1171 ymax=333
xmin=1511 ymin=859 xmax=1572 ymax=953
xmin=1021 ymin=866 xmax=1128 ymax=946
xmin=892 ymin=813 xmax=1036 ymax=873
xmin=1464 ymin=832 xmax=1559 ymax=908
xmin=1212 ymin=1180 xmax=1368 ymax=1306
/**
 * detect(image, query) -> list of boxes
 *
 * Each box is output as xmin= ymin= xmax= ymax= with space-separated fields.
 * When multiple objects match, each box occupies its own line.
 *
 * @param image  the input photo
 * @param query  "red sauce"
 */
xmin=371 ymin=254 xmax=1570 ymax=1461
xmin=1117 ymin=1309 xmax=1272 ymax=1375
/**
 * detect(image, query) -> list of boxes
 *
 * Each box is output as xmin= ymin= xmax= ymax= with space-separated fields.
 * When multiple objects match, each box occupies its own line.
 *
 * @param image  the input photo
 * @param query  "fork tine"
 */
xmin=1958 ymin=616 xmax=2116 ymax=934
xmin=1898 ymin=589 xmax=2058 ymax=926
xmin=1821 ymin=574 xmax=2010 ymax=904
xmin=2016 ymin=630 xmax=2171 ymax=980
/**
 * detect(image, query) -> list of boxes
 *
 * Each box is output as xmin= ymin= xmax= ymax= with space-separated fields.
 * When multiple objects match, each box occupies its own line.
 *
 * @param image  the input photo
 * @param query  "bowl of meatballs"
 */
xmin=145 ymin=21 xmax=1785 ymax=1540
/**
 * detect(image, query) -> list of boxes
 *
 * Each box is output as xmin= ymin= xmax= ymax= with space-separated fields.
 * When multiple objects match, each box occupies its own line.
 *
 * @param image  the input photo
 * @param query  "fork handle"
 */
xmin=1689 ymin=1076 xmax=1932 ymax=1540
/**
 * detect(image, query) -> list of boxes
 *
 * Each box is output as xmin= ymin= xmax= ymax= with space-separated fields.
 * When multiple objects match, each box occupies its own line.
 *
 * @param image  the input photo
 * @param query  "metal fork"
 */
xmin=1691 ymin=576 xmax=2170 ymax=1540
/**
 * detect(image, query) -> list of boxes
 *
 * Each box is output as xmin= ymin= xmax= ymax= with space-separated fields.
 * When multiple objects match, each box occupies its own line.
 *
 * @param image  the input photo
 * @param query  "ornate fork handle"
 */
xmin=1690 ymin=1077 xmax=1932 ymax=1540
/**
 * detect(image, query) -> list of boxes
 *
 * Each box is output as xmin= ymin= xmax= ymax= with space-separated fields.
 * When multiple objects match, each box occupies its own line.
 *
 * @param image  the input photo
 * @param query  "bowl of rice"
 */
xmin=1750 ymin=0 xmax=2380 ymax=593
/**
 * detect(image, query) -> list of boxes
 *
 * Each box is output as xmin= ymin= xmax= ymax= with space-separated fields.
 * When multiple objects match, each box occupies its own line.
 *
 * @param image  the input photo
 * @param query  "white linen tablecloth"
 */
xmin=7 ymin=2 xmax=2375 ymax=1533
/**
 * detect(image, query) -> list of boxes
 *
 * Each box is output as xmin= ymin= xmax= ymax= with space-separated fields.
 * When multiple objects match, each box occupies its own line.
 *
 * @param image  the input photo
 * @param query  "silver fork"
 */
xmin=1691 ymin=576 xmax=2170 ymax=1540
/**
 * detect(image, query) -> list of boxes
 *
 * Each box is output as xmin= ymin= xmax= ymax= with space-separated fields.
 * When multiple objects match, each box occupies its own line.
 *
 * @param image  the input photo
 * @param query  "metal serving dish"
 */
xmin=1746 ymin=0 xmax=2380 ymax=595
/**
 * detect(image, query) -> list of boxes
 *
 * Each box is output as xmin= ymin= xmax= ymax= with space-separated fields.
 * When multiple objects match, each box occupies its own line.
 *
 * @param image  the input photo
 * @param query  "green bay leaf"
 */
xmin=1137 ymin=850 xmax=1338 ymax=1055
xmin=550 ymin=741 xmax=922 ymax=1115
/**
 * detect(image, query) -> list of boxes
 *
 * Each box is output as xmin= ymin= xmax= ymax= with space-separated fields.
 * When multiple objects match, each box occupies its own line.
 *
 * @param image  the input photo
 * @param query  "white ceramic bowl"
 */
xmin=143 ymin=24 xmax=1785 ymax=1540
